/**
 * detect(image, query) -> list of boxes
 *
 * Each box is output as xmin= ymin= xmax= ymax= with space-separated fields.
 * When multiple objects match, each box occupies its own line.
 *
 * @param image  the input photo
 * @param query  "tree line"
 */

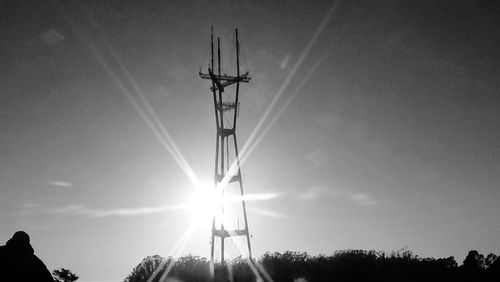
xmin=124 ymin=249 xmax=500 ymax=282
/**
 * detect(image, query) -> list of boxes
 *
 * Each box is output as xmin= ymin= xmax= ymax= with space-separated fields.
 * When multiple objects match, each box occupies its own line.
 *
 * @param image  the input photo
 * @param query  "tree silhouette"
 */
xmin=463 ymin=250 xmax=485 ymax=270
xmin=124 ymin=255 xmax=170 ymax=282
xmin=485 ymin=253 xmax=500 ymax=281
xmin=52 ymin=268 xmax=78 ymax=282
xmin=124 ymin=250 xmax=500 ymax=282
xmin=485 ymin=253 xmax=498 ymax=269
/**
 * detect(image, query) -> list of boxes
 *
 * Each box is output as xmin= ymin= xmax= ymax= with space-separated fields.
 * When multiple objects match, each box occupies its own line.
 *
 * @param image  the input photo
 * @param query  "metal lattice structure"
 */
xmin=199 ymin=27 xmax=252 ymax=264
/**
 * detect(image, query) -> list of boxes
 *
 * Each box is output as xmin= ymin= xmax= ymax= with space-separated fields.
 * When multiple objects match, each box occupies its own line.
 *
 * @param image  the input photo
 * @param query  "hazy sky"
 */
xmin=1 ymin=1 xmax=500 ymax=281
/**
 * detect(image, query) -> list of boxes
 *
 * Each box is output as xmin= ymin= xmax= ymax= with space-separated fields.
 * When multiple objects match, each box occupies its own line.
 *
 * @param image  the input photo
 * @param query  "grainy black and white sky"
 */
xmin=1 ymin=1 xmax=500 ymax=281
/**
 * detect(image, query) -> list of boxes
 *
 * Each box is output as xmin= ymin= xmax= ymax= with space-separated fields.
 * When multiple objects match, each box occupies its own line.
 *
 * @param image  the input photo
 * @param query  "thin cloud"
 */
xmin=49 ymin=180 xmax=73 ymax=188
xmin=12 ymin=210 xmax=35 ymax=216
xmin=22 ymin=203 xmax=39 ymax=208
xmin=299 ymin=186 xmax=329 ymax=200
xmin=280 ymin=54 xmax=290 ymax=69
xmin=306 ymin=148 xmax=329 ymax=167
xmin=13 ymin=203 xmax=39 ymax=216
xmin=39 ymin=28 xmax=65 ymax=45
xmin=247 ymin=207 xmax=286 ymax=218
xmin=48 ymin=204 xmax=184 ymax=218
xmin=298 ymin=186 xmax=379 ymax=207
xmin=11 ymin=203 xmax=41 ymax=216
xmin=349 ymin=193 xmax=379 ymax=207
xmin=315 ymin=112 xmax=342 ymax=130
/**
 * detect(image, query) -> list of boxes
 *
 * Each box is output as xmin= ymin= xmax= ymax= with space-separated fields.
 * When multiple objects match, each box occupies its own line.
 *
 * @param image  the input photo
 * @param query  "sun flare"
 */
xmin=187 ymin=182 xmax=223 ymax=224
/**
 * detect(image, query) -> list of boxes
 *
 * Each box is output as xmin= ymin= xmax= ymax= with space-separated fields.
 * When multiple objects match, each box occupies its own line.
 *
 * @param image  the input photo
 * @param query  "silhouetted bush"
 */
xmin=124 ymin=249 xmax=500 ymax=282
xmin=53 ymin=268 xmax=79 ymax=282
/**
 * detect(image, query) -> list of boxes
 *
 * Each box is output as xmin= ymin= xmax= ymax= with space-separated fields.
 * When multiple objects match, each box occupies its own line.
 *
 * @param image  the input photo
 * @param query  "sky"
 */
xmin=1 ymin=0 xmax=500 ymax=281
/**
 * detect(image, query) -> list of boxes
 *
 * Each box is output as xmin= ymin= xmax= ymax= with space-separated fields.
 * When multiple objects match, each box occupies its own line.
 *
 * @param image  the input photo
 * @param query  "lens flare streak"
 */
xmin=218 ymin=49 xmax=332 ymax=193
xmin=216 ymin=1 xmax=340 ymax=192
xmin=146 ymin=222 xmax=199 ymax=282
xmin=236 ymin=1 xmax=340 ymax=164
xmin=53 ymin=3 xmax=330 ymax=282
xmin=58 ymin=3 xmax=199 ymax=187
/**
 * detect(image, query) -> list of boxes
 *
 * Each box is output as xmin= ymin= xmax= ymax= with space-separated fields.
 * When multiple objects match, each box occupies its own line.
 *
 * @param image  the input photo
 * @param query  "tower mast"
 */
xmin=199 ymin=27 xmax=252 ymax=266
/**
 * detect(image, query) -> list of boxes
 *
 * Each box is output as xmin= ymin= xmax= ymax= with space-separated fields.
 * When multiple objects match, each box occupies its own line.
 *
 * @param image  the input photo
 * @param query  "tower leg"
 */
xmin=232 ymin=134 xmax=253 ymax=259
xmin=210 ymin=217 xmax=215 ymax=261
xmin=221 ymin=237 xmax=225 ymax=263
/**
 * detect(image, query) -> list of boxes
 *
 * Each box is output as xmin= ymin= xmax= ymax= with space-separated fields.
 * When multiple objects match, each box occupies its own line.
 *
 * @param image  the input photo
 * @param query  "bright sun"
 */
xmin=187 ymin=182 xmax=223 ymax=224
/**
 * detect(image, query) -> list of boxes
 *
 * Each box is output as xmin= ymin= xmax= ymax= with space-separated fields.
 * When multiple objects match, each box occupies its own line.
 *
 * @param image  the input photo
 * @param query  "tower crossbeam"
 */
xmin=199 ymin=72 xmax=250 ymax=91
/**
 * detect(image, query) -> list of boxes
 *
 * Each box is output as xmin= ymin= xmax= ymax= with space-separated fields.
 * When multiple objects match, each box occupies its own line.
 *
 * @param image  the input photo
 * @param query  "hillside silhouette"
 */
xmin=124 ymin=249 xmax=500 ymax=282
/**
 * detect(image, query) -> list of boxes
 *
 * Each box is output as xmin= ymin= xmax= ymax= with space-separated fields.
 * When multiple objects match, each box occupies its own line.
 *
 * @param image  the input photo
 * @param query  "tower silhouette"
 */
xmin=199 ymin=27 xmax=252 ymax=264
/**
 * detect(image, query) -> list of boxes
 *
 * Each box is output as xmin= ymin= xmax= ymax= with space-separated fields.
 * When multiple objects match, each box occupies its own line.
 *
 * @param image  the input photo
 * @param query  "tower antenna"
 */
xmin=199 ymin=27 xmax=253 ymax=274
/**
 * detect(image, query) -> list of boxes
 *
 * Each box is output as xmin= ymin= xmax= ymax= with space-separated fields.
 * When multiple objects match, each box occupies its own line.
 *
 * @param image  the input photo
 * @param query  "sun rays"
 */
xmin=54 ymin=0 xmax=340 ymax=281
xmin=56 ymin=2 xmax=200 ymax=187
xmin=215 ymin=0 xmax=341 ymax=196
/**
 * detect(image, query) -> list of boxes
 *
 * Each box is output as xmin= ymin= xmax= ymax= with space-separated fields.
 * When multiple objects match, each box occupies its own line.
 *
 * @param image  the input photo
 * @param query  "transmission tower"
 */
xmin=199 ymin=27 xmax=252 ymax=264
